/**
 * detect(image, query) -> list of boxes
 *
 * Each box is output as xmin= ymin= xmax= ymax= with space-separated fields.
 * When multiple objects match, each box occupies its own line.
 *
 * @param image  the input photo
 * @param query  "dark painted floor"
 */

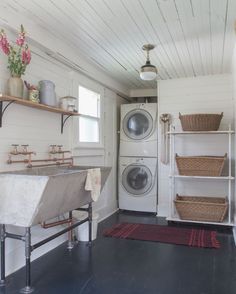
xmin=1 ymin=211 xmax=236 ymax=294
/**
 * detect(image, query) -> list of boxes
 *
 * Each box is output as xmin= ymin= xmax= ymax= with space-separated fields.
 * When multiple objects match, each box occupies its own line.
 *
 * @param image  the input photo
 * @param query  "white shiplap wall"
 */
xmin=0 ymin=28 xmax=122 ymax=275
xmin=0 ymin=42 xmax=73 ymax=275
xmin=73 ymin=89 xmax=127 ymax=221
xmin=157 ymin=74 xmax=234 ymax=216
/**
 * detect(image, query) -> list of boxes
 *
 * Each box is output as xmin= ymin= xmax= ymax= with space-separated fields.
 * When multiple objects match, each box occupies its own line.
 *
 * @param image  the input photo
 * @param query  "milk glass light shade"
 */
xmin=140 ymin=44 xmax=157 ymax=81
xmin=140 ymin=63 xmax=157 ymax=80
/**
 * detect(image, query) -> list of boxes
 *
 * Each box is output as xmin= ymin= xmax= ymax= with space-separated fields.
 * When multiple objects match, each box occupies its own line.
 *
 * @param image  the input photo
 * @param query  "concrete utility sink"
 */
xmin=0 ymin=166 xmax=111 ymax=227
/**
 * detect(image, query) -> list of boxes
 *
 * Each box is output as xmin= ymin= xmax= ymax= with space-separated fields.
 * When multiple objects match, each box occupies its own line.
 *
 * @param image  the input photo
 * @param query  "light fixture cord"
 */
xmin=146 ymin=49 xmax=150 ymax=62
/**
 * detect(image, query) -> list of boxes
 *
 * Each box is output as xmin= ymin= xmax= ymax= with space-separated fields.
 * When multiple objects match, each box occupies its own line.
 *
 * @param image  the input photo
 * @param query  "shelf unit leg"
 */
xmin=228 ymin=124 xmax=232 ymax=224
xmin=0 ymin=224 xmax=6 ymax=287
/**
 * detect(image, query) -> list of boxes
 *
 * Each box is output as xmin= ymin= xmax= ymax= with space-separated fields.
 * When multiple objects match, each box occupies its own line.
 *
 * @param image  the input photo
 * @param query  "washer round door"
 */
xmin=123 ymin=109 xmax=153 ymax=140
xmin=122 ymin=164 xmax=153 ymax=196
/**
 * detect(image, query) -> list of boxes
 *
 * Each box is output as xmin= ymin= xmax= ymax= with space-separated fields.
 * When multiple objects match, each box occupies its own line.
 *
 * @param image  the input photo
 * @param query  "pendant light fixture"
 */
xmin=140 ymin=44 xmax=157 ymax=81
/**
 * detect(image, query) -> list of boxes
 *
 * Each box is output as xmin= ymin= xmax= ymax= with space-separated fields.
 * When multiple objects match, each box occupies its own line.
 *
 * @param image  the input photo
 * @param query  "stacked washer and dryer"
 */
xmin=119 ymin=103 xmax=158 ymax=213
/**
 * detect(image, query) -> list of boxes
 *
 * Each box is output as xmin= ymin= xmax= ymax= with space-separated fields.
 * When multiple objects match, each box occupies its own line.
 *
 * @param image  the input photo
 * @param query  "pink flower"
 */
xmin=0 ymin=33 xmax=10 ymax=55
xmin=22 ymin=47 xmax=31 ymax=64
xmin=16 ymin=25 xmax=25 ymax=46
xmin=16 ymin=34 xmax=25 ymax=46
xmin=1 ymin=25 xmax=31 ymax=75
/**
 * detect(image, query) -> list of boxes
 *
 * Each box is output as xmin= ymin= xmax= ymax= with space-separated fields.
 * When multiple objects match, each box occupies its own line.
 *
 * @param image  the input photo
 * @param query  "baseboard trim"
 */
xmin=98 ymin=208 xmax=119 ymax=223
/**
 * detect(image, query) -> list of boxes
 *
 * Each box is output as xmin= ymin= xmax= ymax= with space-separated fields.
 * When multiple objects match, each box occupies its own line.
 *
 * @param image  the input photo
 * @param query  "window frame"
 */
xmin=73 ymin=81 xmax=104 ymax=149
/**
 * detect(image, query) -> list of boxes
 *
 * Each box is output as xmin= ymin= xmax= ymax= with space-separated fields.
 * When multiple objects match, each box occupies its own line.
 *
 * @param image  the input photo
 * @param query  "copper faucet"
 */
xmin=49 ymin=145 xmax=57 ymax=154
xmin=57 ymin=145 xmax=63 ymax=153
xmin=7 ymin=144 xmax=36 ymax=166
xmin=10 ymin=144 xmax=19 ymax=155
xmin=49 ymin=145 xmax=71 ymax=155
xmin=7 ymin=144 xmax=73 ymax=168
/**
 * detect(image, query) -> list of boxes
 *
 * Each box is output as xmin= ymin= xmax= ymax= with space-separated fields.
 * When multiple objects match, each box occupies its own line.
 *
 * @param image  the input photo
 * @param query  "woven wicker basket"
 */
xmin=179 ymin=112 xmax=223 ymax=131
xmin=175 ymin=153 xmax=227 ymax=176
xmin=174 ymin=195 xmax=228 ymax=222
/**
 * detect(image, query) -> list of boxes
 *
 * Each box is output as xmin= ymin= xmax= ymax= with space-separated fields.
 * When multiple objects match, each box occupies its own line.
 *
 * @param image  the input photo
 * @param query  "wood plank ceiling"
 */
xmin=1 ymin=0 xmax=236 ymax=89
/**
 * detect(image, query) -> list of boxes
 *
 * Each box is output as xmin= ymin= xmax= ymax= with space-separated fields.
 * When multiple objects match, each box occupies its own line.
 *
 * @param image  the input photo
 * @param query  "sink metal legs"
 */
xmin=20 ymin=228 xmax=34 ymax=294
xmin=0 ymin=203 xmax=93 ymax=293
xmin=0 ymin=225 xmax=33 ymax=293
xmin=76 ymin=203 xmax=93 ymax=247
xmin=0 ymin=225 xmax=33 ymax=292
xmin=0 ymin=224 xmax=6 ymax=287
xmin=88 ymin=203 xmax=92 ymax=247
xmin=67 ymin=211 xmax=74 ymax=250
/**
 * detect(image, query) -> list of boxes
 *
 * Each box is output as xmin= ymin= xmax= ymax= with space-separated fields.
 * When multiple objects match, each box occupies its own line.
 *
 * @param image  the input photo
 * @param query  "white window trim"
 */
xmin=72 ymin=75 xmax=104 ymax=149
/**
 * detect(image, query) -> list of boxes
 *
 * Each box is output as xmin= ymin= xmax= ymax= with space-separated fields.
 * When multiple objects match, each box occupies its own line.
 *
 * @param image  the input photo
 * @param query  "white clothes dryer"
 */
xmin=119 ymin=156 xmax=157 ymax=213
xmin=119 ymin=103 xmax=158 ymax=157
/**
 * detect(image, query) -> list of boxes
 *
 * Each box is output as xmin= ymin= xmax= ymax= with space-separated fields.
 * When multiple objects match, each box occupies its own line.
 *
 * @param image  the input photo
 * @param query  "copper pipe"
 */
xmin=10 ymin=152 xmax=23 ymax=155
xmin=21 ymin=152 xmax=36 ymax=156
xmin=50 ymin=157 xmax=73 ymax=162
xmin=28 ymin=161 xmax=73 ymax=168
xmin=28 ymin=153 xmax=32 ymax=167
xmin=7 ymin=157 xmax=73 ymax=165
xmin=7 ymin=159 xmax=29 ymax=164
xmin=41 ymin=218 xmax=71 ymax=229
xmin=49 ymin=151 xmax=71 ymax=154
xmin=10 ymin=151 xmax=36 ymax=156
xmin=28 ymin=157 xmax=73 ymax=163
xmin=27 ymin=158 xmax=55 ymax=163
xmin=69 ymin=157 xmax=74 ymax=166
xmin=41 ymin=212 xmax=74 ymax=249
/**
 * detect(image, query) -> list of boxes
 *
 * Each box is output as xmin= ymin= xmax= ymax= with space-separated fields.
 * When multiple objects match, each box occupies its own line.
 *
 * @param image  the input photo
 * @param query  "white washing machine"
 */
xmin=119 ymin=157 xmax=157 ymax=213
xmin=119 ymin=103 xmax=158 ymax=157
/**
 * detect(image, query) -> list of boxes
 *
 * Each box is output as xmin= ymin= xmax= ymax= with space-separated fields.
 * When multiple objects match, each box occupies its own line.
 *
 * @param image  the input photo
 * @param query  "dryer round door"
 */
xmin=122 ymin=109 xmax=153 ymax=140
xmin=122 ymin=164 xmax=153 ymax=196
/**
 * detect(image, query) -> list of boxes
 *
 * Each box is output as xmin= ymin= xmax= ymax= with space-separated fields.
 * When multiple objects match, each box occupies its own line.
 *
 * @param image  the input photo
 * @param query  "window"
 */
xmin=78 ymin=85 xmax=101 ymax=144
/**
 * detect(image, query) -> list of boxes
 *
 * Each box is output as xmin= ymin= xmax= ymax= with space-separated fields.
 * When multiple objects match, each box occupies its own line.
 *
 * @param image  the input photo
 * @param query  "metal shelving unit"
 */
xmin=167 ymin=125 xmax=235 ymax=226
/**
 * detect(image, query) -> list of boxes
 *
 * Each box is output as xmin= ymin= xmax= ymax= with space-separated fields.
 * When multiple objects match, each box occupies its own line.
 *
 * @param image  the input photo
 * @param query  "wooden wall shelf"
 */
xmin=0 ymin=94 xmax=80 ymax=133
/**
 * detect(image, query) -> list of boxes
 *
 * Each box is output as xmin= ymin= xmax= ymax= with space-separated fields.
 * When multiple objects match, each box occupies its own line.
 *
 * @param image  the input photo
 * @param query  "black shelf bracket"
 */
xmin=61 ymin=114 xmax=73 ymax=134
xmin=0 ymin=100 xmax=14 ymax=128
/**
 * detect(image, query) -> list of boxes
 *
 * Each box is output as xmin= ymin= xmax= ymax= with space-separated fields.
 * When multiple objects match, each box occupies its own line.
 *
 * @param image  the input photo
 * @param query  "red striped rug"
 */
xmin=103 ymin=223 xmax=220 ymax=249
